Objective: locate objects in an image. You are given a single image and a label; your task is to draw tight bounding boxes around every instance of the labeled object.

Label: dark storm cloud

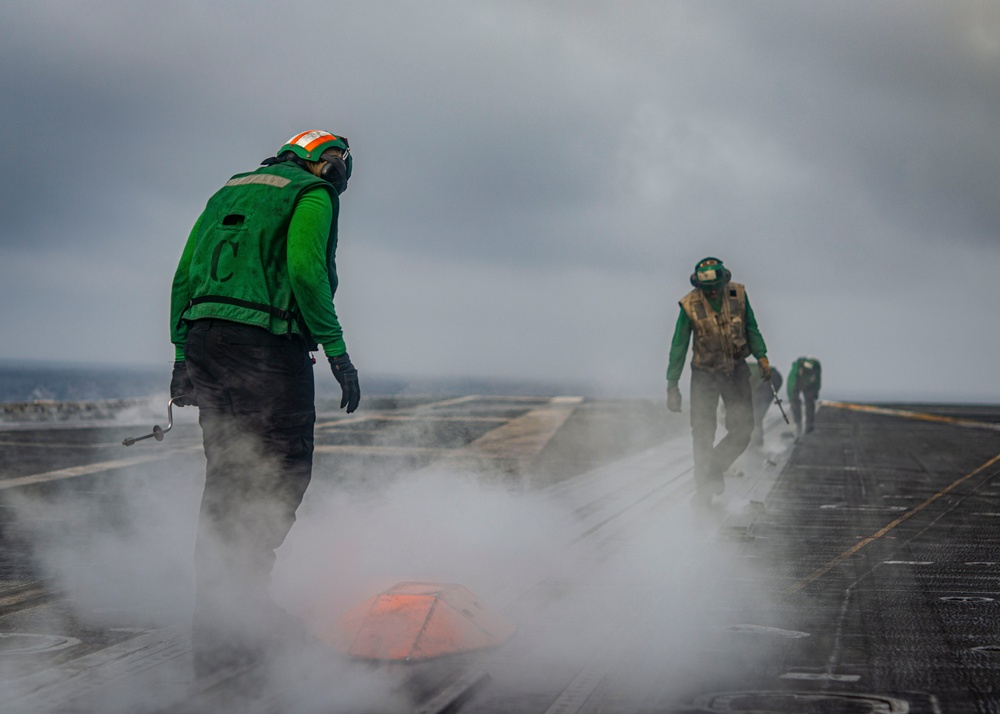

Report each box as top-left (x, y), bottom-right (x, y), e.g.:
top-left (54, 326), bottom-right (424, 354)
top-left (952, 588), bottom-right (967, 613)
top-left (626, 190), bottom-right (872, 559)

top-left (339, 0), bottom-right (1000, 281)
top-left (691, 2), bottom-right (1000, 249)
top-left (0, 1), bottom-right (997, 400)
top-left (4, 1), bottom-right (999, 264)
top-left (0, 47), bottom-right (139, 246)
top-left (0, 5), bottom-right (240, 252)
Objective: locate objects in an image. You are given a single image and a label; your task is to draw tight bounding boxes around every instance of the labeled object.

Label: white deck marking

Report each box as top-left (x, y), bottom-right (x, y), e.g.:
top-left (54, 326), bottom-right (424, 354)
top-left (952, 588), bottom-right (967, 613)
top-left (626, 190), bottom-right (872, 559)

top-left (0, 449), bottom-right (196, 490)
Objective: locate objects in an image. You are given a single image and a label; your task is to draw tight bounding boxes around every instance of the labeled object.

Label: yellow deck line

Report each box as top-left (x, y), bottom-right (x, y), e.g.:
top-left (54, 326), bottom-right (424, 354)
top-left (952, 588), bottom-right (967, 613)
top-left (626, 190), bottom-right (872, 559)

top-left (822, 401), bottom-right (1000, 432)
top-left (786, 451), bottom-right (1000, 594)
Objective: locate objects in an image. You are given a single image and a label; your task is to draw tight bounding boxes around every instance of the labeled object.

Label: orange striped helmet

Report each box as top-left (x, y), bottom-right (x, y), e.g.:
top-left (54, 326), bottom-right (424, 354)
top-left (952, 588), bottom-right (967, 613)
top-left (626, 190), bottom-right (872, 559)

top-left (278, 130), bottom-right (352, 180)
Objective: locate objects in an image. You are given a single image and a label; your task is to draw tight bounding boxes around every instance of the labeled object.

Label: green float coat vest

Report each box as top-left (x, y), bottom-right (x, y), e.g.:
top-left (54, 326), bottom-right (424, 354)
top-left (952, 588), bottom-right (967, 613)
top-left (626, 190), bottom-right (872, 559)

top-left (678, 282), bottom-right (751, 375)
top-left (178, 163), bottom-right (338, 342)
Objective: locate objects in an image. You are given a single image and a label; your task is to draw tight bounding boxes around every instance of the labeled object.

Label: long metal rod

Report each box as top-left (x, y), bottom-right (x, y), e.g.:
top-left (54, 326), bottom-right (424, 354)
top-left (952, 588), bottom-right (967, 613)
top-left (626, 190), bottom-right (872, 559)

top-left (769, 377), bottom-right (790, 424)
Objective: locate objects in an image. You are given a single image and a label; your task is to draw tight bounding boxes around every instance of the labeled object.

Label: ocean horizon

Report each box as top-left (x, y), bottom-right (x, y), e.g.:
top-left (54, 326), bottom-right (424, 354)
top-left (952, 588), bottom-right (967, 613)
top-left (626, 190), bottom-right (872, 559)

top-left (3, 359), bottom-right (989, 409)
top-left (0, 359), bottom-right (596, 405)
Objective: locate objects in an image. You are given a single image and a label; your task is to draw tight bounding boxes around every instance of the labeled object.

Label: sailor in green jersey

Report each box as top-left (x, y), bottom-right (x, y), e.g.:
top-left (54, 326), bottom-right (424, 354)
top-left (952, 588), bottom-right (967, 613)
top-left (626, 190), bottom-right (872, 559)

top-left (788, 356), bottom-right (822, 435)
top-left (168, 130), bottom-right (360, 673)
top-left (665, 257), bottom-right (772, 507)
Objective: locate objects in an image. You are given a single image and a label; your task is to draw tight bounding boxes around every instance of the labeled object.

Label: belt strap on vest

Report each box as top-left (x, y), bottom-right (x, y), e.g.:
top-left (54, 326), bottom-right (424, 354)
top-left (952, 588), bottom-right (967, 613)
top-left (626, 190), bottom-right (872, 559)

top-left (177, 295), bottom-right (298, 337)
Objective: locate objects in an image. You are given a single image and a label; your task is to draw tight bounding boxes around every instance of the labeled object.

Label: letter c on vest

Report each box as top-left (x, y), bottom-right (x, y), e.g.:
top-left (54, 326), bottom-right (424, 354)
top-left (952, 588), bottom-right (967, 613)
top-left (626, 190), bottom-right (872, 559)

top-left (210, 240), bottom-right (239, 282)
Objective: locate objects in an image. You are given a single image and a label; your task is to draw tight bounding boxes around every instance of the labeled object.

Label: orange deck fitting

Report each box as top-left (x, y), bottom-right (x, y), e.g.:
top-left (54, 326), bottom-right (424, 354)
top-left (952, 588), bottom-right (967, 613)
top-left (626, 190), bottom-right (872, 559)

top-left (326, 582), bottom-right (516, 661)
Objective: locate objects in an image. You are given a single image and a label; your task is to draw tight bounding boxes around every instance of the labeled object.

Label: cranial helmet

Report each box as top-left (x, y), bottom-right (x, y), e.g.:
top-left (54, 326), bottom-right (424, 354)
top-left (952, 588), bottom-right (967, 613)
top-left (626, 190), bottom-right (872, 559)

top-left (689, 257), bottom-right (731, 290)
top-left (277, 130), bottom-right (352, 194)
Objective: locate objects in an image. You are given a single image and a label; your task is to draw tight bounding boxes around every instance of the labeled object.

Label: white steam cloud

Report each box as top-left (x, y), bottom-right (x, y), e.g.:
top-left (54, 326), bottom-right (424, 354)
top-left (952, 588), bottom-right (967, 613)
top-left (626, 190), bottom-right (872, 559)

top-left (0, 429), bottom-right (767, 712)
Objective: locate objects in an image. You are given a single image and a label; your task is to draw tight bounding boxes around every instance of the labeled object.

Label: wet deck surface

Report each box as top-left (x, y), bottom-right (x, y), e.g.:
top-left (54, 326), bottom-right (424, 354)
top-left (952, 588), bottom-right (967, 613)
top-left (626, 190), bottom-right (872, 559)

top-left (0, 396), bottom-right (998, 712)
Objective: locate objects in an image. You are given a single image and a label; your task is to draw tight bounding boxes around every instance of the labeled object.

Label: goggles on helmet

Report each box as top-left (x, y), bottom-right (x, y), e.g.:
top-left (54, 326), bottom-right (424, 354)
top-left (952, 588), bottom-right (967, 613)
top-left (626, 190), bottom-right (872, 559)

top-left (696, 264), bottom-right (722, 283)
top-left (321, 146), bottom-right (349, 162)
top-left (697, 266), bottom-right (718, 281)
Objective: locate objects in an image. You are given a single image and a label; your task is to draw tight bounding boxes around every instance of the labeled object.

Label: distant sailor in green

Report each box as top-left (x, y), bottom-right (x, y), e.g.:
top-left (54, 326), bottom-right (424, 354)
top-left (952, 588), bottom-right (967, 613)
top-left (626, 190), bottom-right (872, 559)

top-left (788, 356), bottom-right (822, 436)
top-left (665, 257), bottom-right (771, 508)
top-left (169, 130), bottom-right (360, 674)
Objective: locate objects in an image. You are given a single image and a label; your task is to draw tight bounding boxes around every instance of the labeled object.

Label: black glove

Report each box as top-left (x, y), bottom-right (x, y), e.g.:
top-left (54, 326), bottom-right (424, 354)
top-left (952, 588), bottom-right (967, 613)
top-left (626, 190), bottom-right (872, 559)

top-left (328, 353), bottom-right (361, 413)
top-left (667, 382), bottom-right (682, 413)
top-left (170, 360), bottom-right (198, 407)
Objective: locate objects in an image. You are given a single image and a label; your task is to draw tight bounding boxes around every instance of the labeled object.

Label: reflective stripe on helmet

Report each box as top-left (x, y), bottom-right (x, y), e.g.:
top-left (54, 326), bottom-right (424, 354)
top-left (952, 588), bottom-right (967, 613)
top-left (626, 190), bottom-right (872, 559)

top-left (288, 130), bottom-right (339, 153)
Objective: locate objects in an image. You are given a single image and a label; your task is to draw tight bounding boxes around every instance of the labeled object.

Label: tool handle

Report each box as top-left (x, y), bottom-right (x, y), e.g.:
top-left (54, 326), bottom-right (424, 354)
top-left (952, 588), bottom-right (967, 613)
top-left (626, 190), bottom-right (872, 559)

top-left (122, 399), bottom-right (175, 447)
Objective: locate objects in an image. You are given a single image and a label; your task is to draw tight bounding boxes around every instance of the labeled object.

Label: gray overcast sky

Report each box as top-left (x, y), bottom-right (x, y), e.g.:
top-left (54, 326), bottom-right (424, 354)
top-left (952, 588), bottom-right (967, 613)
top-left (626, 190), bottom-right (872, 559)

top-left (1, 1), bottom-right (998, 402)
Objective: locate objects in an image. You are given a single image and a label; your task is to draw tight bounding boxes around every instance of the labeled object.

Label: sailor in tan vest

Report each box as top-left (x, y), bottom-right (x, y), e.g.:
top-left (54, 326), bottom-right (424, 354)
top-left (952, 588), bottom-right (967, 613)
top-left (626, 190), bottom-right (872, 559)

top-left (665, 257), bottom-right (771, 507)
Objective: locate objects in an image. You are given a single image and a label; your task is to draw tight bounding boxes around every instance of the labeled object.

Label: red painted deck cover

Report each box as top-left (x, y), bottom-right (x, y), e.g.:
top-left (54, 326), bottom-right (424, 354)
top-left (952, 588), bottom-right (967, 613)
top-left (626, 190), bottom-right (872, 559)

top-left (324, 582), bottom-right (516, 661)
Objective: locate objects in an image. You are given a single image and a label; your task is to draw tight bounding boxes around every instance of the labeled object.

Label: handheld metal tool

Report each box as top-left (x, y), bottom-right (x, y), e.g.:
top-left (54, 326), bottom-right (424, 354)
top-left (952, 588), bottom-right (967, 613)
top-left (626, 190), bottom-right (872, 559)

top-left (122, 398), bottom-right (175, 446)
top-left (768, 377), bottom-right (790, 424)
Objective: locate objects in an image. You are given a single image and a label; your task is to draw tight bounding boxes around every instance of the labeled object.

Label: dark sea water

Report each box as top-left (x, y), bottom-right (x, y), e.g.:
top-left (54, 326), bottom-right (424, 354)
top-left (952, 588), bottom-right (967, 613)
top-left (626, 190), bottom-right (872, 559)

top-left (0, 361), bottom-right (588, 405)
top-left (0, 362), bottom-right (170, 404)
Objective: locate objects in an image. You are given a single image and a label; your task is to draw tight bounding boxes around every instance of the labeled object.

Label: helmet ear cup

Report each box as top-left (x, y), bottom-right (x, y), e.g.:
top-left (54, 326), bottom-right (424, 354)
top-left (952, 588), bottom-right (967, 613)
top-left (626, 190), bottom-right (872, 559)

top-left (319, 157), bottom-right (349, 195)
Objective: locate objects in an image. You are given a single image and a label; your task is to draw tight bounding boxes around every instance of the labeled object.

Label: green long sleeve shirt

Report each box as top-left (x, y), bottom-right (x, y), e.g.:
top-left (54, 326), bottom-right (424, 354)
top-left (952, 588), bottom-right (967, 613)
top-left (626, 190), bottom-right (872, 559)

top-left (171, 186), bottom-right (345, 360)
top-left (665, 292), bottom-right (767, 384)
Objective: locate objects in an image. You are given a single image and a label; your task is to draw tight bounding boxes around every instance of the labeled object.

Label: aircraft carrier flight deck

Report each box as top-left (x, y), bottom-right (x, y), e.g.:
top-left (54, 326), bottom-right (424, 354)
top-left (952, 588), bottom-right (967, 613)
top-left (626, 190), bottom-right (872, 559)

top-left (0, 395), bottom-right (998, 713)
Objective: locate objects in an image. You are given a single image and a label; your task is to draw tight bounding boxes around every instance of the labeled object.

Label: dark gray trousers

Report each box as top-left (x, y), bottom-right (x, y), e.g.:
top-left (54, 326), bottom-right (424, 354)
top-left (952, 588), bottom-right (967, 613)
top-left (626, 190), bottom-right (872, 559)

top-left (184, 319), bottom-right (315, 656)
top-left (689, 362), bottom-right (754, 494)
top-left (751, 368), bottom-right (782, 445)
top-left (790, 389), bottom-right (819, 434)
